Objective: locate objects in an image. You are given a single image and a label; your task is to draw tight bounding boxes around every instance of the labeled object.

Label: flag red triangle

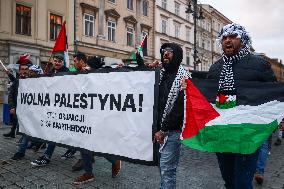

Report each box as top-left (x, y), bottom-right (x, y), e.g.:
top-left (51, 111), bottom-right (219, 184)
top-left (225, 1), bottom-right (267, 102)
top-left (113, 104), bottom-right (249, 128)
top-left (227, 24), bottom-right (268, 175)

top-left (182, 79), bottom-right (220, 139)
top-left (218, 93), bottom-right (228, 104)
top-left (52, 21), bottom-right (66, 52)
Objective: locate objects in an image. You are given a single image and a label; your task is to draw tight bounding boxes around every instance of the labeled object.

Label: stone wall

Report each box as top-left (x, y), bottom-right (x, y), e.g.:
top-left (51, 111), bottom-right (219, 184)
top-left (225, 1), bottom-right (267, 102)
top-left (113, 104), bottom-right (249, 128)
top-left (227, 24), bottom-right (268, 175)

top-left (0, 42), bottom-right (9, 103)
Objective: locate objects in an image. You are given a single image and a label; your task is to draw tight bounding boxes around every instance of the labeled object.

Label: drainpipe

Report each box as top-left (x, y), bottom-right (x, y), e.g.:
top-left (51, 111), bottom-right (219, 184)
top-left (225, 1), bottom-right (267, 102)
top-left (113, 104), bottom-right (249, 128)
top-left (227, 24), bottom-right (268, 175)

top-left (153, 0), bottom-right (156, 62)
top-left (74, 0), bottom-right (77, 53)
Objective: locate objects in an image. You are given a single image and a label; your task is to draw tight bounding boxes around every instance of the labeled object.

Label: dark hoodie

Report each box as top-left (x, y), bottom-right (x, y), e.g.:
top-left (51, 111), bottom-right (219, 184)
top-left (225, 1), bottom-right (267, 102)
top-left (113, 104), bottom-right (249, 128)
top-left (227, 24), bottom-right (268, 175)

top-left (158, 43), bottom-right (184, 132)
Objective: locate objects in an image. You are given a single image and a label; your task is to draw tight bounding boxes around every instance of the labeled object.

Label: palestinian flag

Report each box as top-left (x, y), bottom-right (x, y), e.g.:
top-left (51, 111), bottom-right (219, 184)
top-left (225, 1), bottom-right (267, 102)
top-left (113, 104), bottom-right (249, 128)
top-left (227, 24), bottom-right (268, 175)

top-left (124, 34), bottom-right (148, 65)
top-left (128, 34), bottom-right (148, 61)
top-left (52, 21), bottom-right (69, 68)
top-left (181, 78), bottom-right (284, 154)
top-left (138, 34), bottom-right (147, 59)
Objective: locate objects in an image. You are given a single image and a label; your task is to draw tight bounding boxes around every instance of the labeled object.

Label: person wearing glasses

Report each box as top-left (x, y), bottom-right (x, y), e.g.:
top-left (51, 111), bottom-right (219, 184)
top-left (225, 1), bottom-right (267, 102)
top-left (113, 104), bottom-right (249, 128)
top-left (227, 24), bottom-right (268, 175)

top-left (152, 43), bottom-right (190, 189)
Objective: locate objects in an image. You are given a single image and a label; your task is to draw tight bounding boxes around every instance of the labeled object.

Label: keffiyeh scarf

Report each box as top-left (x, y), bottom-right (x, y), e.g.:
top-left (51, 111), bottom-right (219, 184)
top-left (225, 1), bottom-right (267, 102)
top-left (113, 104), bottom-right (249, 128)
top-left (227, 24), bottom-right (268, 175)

top-left (160, 65), bottom-right (191, 128)
top-left (217, 46), bottom-right (250, 109)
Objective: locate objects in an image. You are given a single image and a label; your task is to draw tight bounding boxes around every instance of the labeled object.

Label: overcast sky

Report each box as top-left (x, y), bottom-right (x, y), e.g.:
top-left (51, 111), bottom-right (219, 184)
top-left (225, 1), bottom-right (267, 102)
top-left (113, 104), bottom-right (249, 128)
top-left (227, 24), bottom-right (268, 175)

top-left (201, 0), bottom-right (284, 62)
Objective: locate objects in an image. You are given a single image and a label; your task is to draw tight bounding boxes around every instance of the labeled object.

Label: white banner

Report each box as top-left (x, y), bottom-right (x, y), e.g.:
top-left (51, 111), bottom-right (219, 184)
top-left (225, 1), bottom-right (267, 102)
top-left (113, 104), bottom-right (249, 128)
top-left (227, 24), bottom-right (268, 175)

top-left (17, 71), bottom-right (157, 163)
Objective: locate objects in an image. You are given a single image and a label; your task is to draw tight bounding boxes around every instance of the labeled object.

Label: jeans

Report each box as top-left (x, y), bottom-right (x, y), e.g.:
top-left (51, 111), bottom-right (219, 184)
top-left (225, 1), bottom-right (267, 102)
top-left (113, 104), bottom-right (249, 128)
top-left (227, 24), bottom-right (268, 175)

top-left (82, 150), bottom-right (118, 174)
top-left (256, 139), bottom-right (269, 174)
top-left (44, 143), bottom-right (56, 159)
top-left (216, 149), bottom-right (260, 189)
top-left (17, 135), bottom-right (29, 154)
top-left (159, 131), bottom-right (181, 189)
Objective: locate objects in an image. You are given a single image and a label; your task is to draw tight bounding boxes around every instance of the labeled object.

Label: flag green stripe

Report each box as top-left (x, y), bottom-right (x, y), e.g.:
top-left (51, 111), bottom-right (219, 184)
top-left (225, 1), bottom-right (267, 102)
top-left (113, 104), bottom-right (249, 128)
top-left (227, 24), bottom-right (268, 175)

top-left (181, 120), bottom-right (278, 154)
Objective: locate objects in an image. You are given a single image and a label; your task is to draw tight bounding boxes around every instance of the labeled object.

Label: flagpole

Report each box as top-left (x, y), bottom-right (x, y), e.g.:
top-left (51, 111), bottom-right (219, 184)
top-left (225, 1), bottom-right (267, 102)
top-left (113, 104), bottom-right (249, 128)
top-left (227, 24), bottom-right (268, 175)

top-left (0, 59), bottom-right (8, 71)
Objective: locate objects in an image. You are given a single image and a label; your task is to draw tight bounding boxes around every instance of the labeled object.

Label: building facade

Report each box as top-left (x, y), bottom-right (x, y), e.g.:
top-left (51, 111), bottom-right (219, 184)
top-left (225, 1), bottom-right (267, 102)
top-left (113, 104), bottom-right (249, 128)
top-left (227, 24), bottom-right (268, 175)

top-left (0, 0), bottom-right (74, 102)
top-left (74, 0), bottom-right (155, 65)
top-left (154, 0), bottom-right (231, 71)
top-left (155, 0), bottom-right (195, 70)
top-left (195, 4), bottom-right (231, 71)
top-left (0, 0), bottom-right (155, 102)
top-left (260, 54), bottom-right (284, 82)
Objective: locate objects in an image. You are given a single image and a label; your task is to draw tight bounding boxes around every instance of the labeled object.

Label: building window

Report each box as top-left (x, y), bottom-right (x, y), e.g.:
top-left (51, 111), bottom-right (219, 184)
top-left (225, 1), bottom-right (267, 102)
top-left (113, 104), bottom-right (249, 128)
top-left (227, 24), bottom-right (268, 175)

top-left (186, 49), bottom-right (191, 65)
top-left (218, 23), bottom-right (221, 31)
top-left (186, 27), bottom-right (190, 42)
top-left (142, 31), bottom-right (148, 56)
top-left (202, 39), bottom-right (205, 48)
top-left (50, 14), bottom-right (62, 40)
top-left (84, 14), bottom-right (94, 37)
top-left (161, 0), bottom-right (167, 9)
top-left (174, 2), bottom-right (180, 16)
top-left (108, 0), bottom-right (116, 3)
top-left (127, 0), bottom-right (133, 10)
top-left (142, 0), bottom-right (148, 16)
top-left (174, 22), bottom-right (180, 38)
top-left (107, 21), bottom-right (116, 42)
top-left (207, 41), bottom-right (211, 50)
top-left (196, 34), bottom-right (200, 47)
top-left (16, 4), bottom-right (31, 36)
top-left (202, 20), bottom-right (205, 29)
top-left (126, 27), bottom-right (134, 46)
top-left (207, 23), bottom-right (211, 31)
top-left (161, 19), bottom-right (167, 34)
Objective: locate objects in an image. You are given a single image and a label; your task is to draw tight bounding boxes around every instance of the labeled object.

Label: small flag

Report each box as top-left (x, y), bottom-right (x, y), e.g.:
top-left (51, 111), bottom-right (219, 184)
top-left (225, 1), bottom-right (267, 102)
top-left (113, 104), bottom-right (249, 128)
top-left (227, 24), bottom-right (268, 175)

top-left (52, 21), bottom-right (69, 68)
top-left (137, 34), bottom-right (147, 59)
top-left (125, 34), bottom-right (148, 64)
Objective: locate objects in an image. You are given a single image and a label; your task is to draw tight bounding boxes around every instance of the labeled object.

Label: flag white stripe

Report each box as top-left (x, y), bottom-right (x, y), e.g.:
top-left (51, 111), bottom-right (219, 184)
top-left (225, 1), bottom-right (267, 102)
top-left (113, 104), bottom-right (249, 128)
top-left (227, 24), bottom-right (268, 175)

top-left (206, 100), bottom-right (284, 126)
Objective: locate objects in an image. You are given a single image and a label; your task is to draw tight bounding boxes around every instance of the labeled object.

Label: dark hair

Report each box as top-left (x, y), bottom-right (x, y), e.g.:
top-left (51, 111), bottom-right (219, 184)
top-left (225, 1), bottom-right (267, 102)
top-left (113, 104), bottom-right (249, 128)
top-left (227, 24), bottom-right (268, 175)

top-left (74, 52), bottom-right (87, 63)
top-left (19, 63), bottom-right (32, 69)
top-left (54, 53), bottom-right (65, 61)
top-left (87, 56), bottom-right (104, 69)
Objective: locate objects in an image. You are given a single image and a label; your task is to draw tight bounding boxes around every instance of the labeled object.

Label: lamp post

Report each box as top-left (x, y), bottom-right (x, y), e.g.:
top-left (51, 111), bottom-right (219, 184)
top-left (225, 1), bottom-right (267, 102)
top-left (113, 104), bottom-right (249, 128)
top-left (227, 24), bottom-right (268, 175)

top-left (186, 0), bottom-right (204, 70)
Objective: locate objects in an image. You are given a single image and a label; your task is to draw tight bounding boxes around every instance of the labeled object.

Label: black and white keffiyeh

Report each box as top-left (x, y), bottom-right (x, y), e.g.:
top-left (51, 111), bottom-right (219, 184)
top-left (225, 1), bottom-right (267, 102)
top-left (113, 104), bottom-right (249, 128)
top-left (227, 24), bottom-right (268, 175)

top-left (217, 23), bottom-right (251, 94)
top-left (217, 23), bottom-right (251, 51)
top-left (218, 45), bottom-right (250, 93)
top-left (215, 23), bottom-right (252, 109)
top-left (29, 65), bottom-right (43, 75)
top-left (160, 65), bottom-right (191, 125)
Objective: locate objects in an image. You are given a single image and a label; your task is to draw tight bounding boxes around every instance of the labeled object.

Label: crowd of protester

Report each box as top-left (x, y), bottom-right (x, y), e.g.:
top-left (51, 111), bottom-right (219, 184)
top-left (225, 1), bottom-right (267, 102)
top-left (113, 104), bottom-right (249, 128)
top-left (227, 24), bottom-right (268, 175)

top-left (2, 22), bottom-right (284, 188)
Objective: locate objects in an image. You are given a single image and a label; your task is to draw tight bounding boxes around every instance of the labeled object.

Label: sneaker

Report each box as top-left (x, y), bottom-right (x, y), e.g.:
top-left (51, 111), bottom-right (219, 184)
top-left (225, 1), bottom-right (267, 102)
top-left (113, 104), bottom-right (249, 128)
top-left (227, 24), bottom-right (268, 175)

top-left (274, 138), bottom-right (281, 146)
top-left (61, 149), bottom-right (76, 160)
top-left (254, 173), bottom-right (264, 184)
top-left (11, 152), bottom-right (25, 160)
top-left (73, 173), bottom-right (95, 185)
top-left (3, 132), bottom-right (15, 138)
top-left (31, 156), bottom-right (50, 167)
top-left (112, 160), bottom-right (121, 178)
top-left (72, 159), bottom-right (84, 171)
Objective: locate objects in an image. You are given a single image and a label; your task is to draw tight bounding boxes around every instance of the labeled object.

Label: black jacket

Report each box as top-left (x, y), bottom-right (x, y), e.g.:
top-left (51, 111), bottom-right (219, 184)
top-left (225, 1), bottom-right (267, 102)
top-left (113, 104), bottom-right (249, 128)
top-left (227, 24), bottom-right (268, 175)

top-left (208, 54), bottom-right (276, 82)
top-left (158, 43), bottom-right (184, 132)
top-left (8, 79), bottom-right (19, 110)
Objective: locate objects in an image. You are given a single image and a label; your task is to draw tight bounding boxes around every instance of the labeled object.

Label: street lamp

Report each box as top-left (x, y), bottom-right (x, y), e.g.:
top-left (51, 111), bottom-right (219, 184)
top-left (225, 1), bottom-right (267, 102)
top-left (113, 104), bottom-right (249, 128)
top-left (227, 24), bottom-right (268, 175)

top-left (186, 0), bottom-right (205, 70)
